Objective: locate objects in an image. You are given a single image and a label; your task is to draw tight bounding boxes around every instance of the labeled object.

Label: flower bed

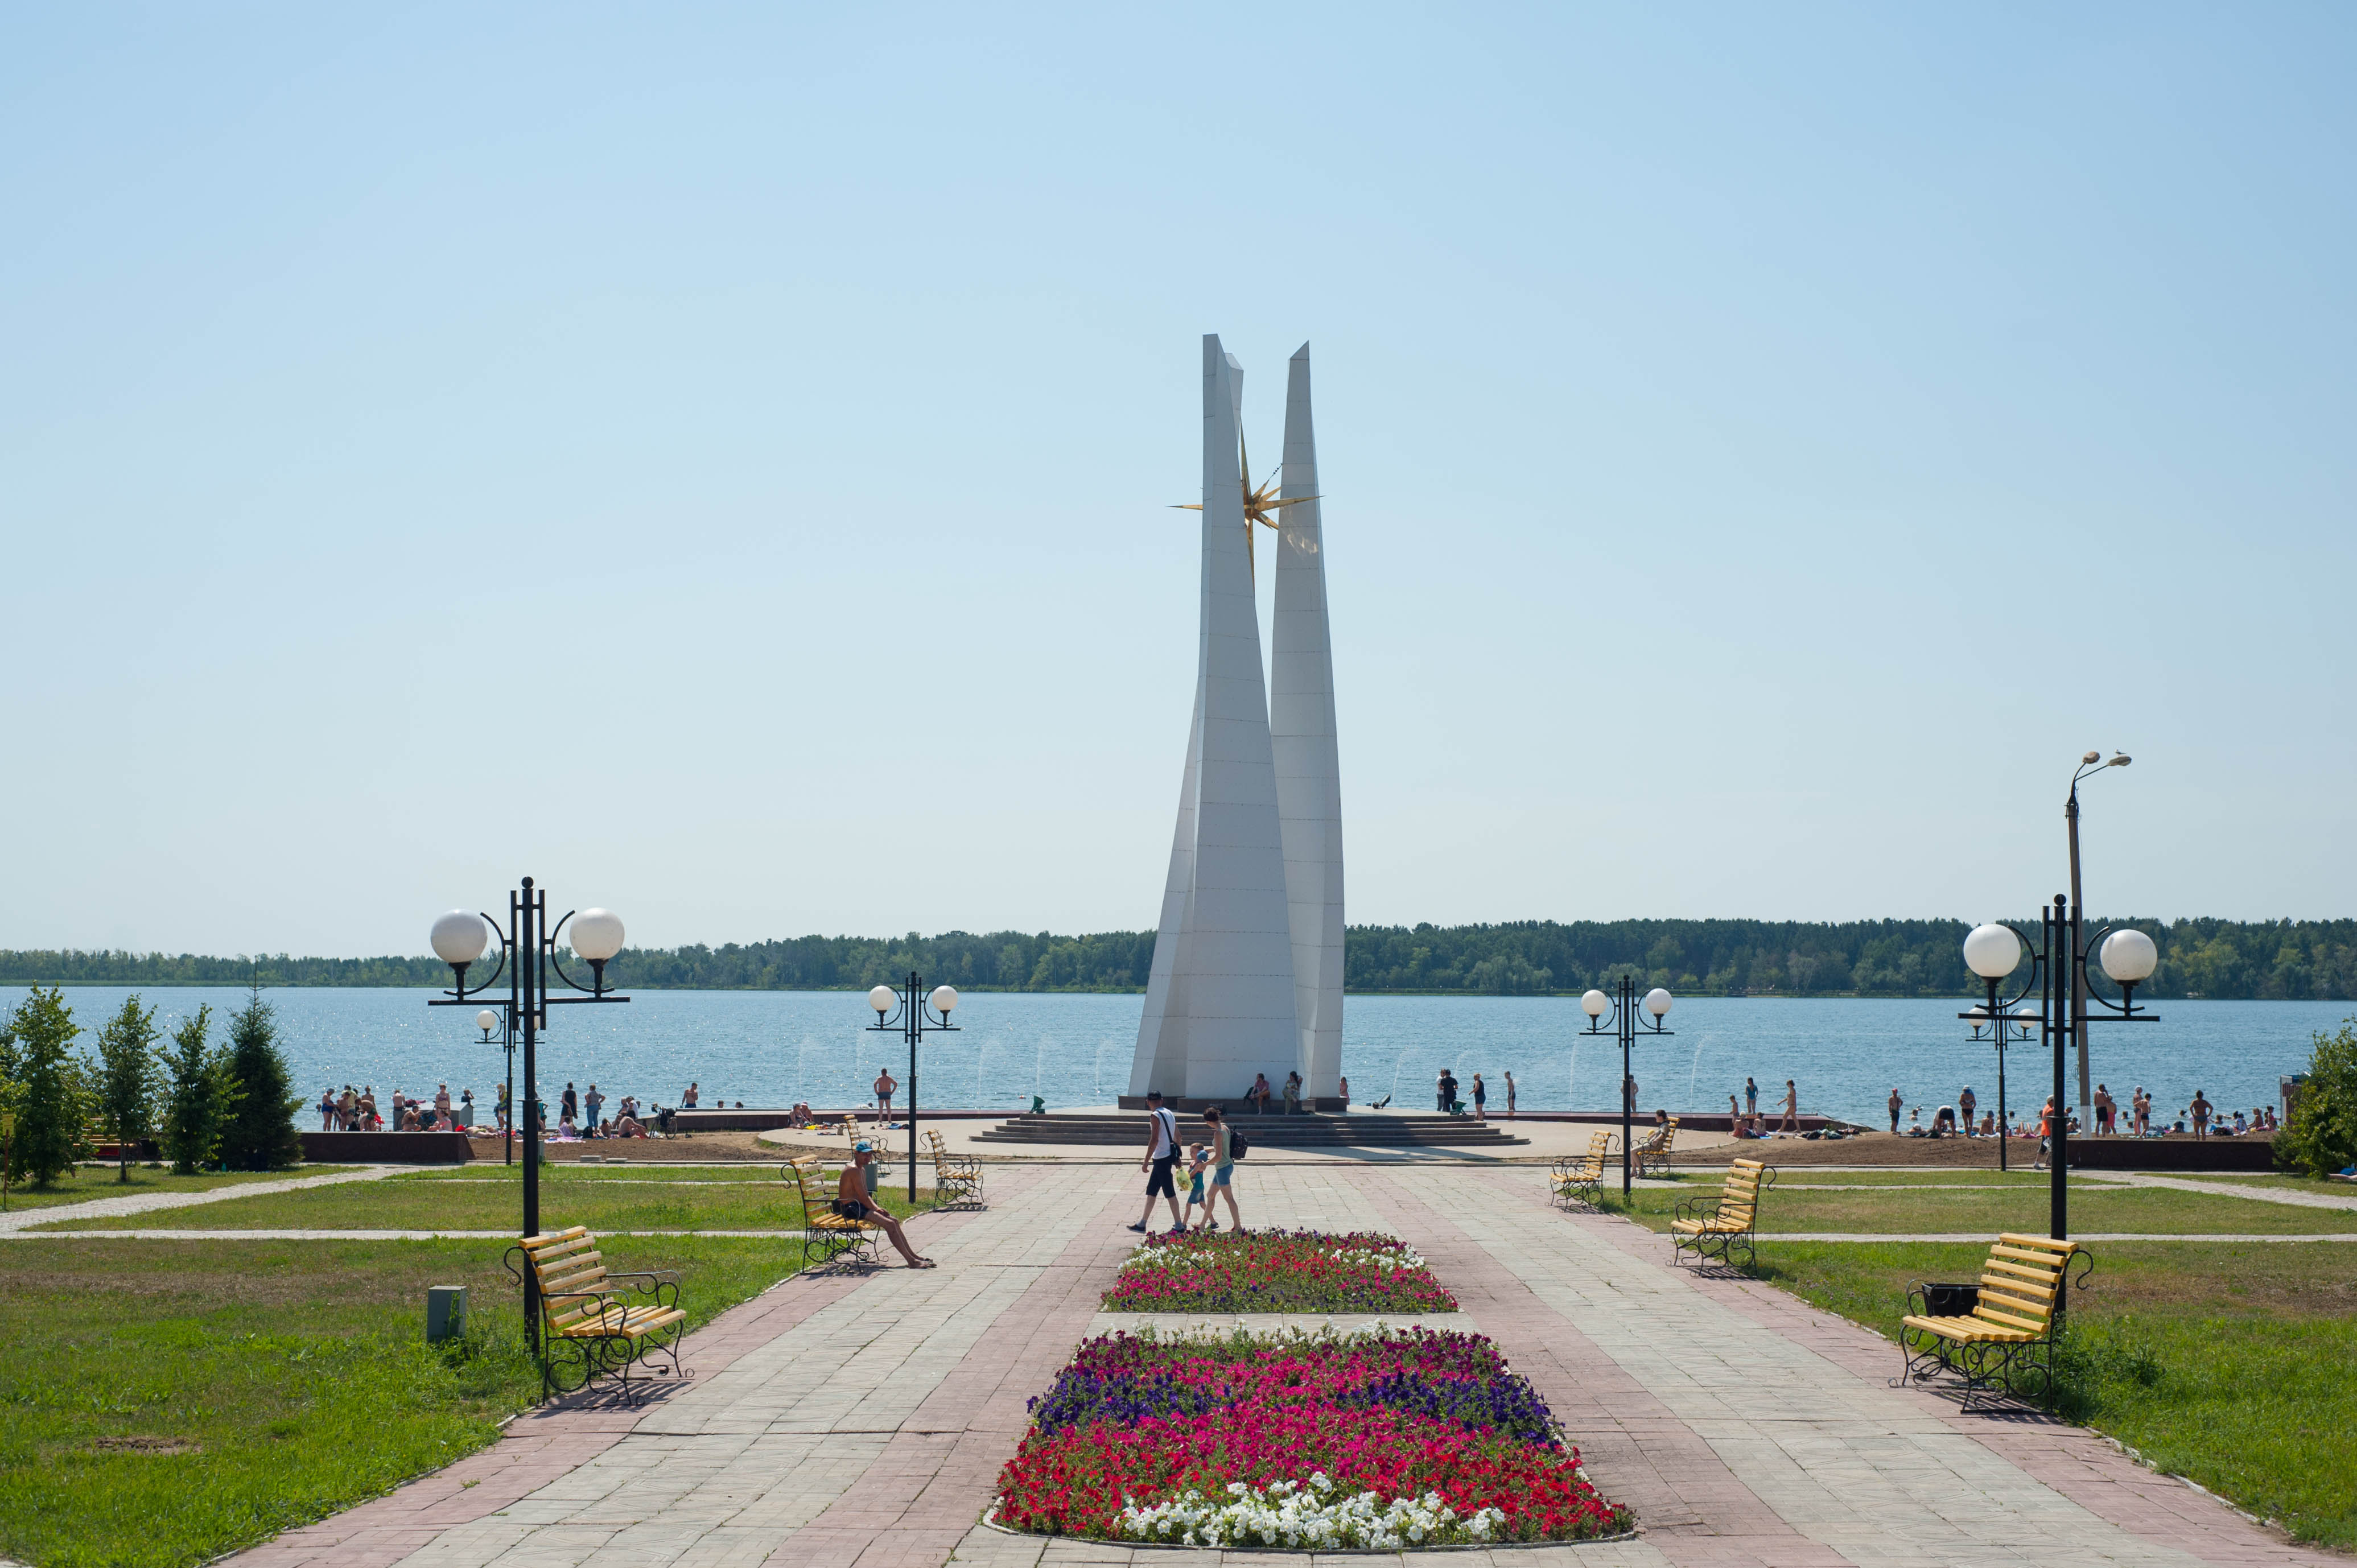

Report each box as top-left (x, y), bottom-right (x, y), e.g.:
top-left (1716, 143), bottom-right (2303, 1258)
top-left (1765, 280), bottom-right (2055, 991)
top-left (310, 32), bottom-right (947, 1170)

top-left (1102, 1229), bottom-right (1458, 1314)
top-left (992, 1328), bottom-right (1630, 1549)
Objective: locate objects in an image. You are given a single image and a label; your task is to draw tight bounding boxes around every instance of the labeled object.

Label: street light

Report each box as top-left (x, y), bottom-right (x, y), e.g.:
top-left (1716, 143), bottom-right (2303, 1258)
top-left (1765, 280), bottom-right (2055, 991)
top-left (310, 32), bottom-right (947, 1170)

top-left (475, 1007), bottom-right (516, 1163)
top-left (1580, 976), bottom-right (1672, 1198)
top-left (1962, 923), bottom-right (2034, 1171)
top-left (1956, 754), bottom-right (2157, 1241)
top-left (867, 974), bottom-right (960, 1203)
top-left (426, 878), bottom-right (630, 1347)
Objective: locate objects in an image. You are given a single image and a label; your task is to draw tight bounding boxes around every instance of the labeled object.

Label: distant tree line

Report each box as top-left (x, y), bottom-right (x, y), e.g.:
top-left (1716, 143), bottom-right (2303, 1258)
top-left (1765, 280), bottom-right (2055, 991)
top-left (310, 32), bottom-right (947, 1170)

top-left (5, 916), bottom-right (2356, 1000)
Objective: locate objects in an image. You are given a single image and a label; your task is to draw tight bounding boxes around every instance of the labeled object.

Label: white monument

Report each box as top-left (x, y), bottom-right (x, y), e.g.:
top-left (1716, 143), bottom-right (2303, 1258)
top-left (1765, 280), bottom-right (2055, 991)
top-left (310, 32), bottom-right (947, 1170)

top-left (1128, 336), bottom-right (1344, 1107)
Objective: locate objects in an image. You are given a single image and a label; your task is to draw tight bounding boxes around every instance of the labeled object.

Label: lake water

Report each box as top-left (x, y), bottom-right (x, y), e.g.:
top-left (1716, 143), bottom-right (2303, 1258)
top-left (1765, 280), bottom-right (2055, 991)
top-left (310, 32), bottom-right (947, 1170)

top-left (7, 986), bottom-right (2343, 1128)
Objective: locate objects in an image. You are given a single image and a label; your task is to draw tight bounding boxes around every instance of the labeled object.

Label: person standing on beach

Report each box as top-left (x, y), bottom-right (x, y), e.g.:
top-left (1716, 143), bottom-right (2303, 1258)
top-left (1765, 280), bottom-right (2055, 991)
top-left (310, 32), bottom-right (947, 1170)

top-left (875, 1067), bottom-right (897, 1126)
top-left (1471, 1073), bottom-right (1487, 1120)
top-left (1779, 1080), bottom-right (1798, 1133)
top-left (1503, 1071), bottom-right (1517, 1120)
top-left (1745, 1078), bottom-right (1759, 1121)
top-left (1888, 1087), bottom-right (1902, 1133)
top-left (1958, 1085), bottom-right (1977, 1135)
top-left (2191, 1090), bottom-right (2213, 1139)
top-left (2094, 1083), bottom-right (2115, 1136)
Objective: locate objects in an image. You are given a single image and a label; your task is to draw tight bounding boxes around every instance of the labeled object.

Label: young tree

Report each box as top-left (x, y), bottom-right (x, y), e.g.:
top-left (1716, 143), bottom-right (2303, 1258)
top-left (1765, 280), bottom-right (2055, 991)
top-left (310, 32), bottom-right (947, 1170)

top-left (218, 984), bottom-right (303, 1171)
top-left (160, 1003), bottom-right (238, 1175)
top-left (2, 987), bottom-right (88, 1189)
top-left (94, 995), bottom-right (164, 1183)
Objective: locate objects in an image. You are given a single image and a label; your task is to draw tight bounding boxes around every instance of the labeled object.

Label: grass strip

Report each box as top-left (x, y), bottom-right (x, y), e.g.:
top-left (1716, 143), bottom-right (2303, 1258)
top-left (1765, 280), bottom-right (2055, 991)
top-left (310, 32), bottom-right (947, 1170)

top-left (0, 1234), bottom-right (819, 1568)
top-left (1738, 1237), bottom-right (2357, 1550)
top-left (39, 1166), bottom-right (932, 1233)
top-left (0, 1165), bottom-right (361, 1213)
top-left (1594, 1182), bottom-right (2357, 1235)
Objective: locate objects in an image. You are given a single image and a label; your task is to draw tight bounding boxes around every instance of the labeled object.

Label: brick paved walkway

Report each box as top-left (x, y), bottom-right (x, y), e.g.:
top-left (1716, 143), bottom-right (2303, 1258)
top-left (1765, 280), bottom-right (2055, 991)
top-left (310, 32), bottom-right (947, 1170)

top-left (231, 1162), bottom-right (2335, 1568)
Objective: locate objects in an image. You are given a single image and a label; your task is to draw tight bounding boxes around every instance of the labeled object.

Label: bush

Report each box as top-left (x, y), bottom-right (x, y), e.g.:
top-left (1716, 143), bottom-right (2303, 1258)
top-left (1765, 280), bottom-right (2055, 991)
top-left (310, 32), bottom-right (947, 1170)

top-left (2276, 1018), bottom-right (2357, 1177)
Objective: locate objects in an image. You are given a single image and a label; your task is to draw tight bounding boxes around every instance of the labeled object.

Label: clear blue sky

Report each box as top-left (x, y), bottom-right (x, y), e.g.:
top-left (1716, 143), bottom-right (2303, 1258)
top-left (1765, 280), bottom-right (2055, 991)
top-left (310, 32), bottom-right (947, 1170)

top-left (5, 5), bottom-right (2351, 956)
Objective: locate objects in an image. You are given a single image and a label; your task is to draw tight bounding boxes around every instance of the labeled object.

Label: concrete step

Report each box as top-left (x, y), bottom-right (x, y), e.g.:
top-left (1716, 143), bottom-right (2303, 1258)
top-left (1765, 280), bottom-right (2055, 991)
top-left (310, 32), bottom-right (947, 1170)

top-left (969, 1113), bottom-right (1527, 1148)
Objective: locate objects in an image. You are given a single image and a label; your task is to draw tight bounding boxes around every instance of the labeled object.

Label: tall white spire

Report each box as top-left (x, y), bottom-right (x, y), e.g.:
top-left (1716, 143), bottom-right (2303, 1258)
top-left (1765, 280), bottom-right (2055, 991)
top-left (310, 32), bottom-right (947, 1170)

top-left (1128, 336), bottom-right (1301, 1101)
top-left (1273, 343), bottom-right (1345, 1101)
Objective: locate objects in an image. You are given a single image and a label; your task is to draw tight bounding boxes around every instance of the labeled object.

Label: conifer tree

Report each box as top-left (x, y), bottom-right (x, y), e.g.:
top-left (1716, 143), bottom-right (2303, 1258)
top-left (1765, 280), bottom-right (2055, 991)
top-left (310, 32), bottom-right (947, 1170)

top-left (161, 1003), bottom-right (239, 1175)
top-left (218, 983), bottom-right (303, 1171)
top-left (94, 995), bottom-right (163, 1182)
top-left (2, 987), bottom-right (88, 1188)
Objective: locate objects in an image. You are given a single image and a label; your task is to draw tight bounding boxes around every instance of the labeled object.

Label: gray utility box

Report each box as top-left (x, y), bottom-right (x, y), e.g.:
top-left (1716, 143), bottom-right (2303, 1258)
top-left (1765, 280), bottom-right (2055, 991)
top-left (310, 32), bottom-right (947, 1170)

top-left (427, 1285), bottom-right (468, 1344)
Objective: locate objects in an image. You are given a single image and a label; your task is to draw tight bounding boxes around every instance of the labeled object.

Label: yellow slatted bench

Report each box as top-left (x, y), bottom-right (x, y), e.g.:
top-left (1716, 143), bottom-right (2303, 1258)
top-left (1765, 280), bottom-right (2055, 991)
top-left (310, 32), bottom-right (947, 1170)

top-left (924, 1129), bottom-right (985, 1207)
top-left (1668, 1157), bottom-right (1774, 1269)
top-left (788, 1157), bottom-right (881, 1269)
top-left (1635, 1117), bottom-right (1681, 1178)
top-left (1551, 1130), bottom-right (1617, 1208)
top-left (1897, 1233), bottom-right (2090, 1411)
top-left (506, 1225), bottom-right (686, 1399)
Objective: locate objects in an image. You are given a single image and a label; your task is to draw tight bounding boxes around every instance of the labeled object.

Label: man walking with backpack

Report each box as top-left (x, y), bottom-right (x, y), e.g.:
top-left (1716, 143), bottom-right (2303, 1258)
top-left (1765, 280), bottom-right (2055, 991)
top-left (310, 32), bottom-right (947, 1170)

top-left (1128, 1091), bottom-right (1186, 1234)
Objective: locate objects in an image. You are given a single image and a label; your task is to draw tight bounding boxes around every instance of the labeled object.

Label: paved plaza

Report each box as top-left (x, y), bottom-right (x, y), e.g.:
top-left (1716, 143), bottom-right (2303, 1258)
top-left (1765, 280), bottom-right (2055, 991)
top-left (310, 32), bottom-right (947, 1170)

top-left (207, 1162), bottom-right (2333, 1568)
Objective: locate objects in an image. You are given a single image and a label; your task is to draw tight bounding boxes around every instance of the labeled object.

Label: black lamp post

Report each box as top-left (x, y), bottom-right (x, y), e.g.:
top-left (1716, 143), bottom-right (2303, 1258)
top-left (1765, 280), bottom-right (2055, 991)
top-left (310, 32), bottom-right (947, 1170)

top-left (1579, 974), bottom-right (1673, 1199)
top-left (428, 879), bottom-right (629, 1346)
top-left (1959, 975), bottom-right (2034, 1173)
top-left (866, 972), bottom-right (960, 1204)
top-left (1958, 754), bottom-right (2158, 1240)
top-left (476, 1007), bottom-right (516, 1167)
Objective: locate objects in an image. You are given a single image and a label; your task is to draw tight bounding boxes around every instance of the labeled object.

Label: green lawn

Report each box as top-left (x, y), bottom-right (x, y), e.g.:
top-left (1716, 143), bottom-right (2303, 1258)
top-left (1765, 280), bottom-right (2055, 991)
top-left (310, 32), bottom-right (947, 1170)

top-left (1747, 1239), bottom-right (2357, 1550)
top-left (1596, 1180), bottom-right (2357, 1235)
top-left (0, 1233), bottom-right (829, 1568)
top-left (0, 1165), bottom-right (359, 1213)
top-left (38, 1164), bottom-right (932, 1233)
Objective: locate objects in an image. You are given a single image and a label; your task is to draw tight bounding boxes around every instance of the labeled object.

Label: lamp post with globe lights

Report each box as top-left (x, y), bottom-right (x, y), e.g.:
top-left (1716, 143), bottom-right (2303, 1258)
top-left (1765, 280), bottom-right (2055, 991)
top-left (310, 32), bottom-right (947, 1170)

top-left (1957, 901), bottom-right (2156, 1241)
top-left (427, 878), bottom-right (629, 1342)
top-left (1958, 924), bottom-right (2035, 1171)
top-left (475, 1006), bottom-right (518, 1165)
top-left (2066, 751), bottom-right (2134, 1109)
top-left (1580, 976), bottom-right (1672, 1199)
top-left (867, 973), bottom-right (960, 1203)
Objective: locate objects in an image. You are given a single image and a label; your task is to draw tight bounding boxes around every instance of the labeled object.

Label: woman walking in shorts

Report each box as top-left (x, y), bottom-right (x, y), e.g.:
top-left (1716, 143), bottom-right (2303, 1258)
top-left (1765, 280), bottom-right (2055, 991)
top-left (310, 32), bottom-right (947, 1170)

top-left (1201, 1106), bottom-right (1242, 1233)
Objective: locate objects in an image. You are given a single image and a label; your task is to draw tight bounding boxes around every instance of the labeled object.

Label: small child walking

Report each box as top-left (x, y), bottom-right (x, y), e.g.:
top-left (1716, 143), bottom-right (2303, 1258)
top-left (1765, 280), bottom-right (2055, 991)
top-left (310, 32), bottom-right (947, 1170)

top-left (1182, 1144), bottom-right (1215, 1232)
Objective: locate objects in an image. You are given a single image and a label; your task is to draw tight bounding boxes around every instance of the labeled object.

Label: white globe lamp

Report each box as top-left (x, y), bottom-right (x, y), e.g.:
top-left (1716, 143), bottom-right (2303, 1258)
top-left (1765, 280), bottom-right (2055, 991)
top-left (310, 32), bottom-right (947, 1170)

top-left (430, 911), bottom-right (489, 976)
top-left (475, 1008), bottom-right (499, 1038)
top-left (1644, 987), bottom-right (1673, 1018)
top-left (868, 985), bottom-right (896, 1017)
top-left (570, 909), bottom-right (625, 963)
top-left (1581, 989), bottom-right (1609, 1018)
top-left (2100, 929), bottom-right (2158, 987)
top-left (929, 985), bottom-right (959, 1014)
top-left (1963, 923), bottom-right (2022, 981)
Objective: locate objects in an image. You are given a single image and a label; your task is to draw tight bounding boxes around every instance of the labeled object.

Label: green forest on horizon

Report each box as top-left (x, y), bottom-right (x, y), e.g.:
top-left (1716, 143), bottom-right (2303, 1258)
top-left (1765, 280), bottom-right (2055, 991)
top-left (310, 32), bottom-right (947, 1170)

top-left (6, 916), bottom-right (2357, 1001)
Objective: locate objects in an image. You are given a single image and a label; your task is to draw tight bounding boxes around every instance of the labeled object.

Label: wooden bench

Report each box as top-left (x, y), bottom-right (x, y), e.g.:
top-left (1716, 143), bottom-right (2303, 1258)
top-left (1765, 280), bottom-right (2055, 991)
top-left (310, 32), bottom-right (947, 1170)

top-left (1897, 1233), bottom-right (2090, 1411)
top-left (1551, 1130), bottom-right (1617, 1208)
top-left (505, 1225), bottom-right (686, 1400)
top-left (1668, 1157), bottom-right (1773, 1269)
top-left (924, 1130), bottom-right (984, 1208)
top-left (1635, 1116), bottom-right (1680, 1178)
top-left (787, 1157), bottom-right (880, 1269)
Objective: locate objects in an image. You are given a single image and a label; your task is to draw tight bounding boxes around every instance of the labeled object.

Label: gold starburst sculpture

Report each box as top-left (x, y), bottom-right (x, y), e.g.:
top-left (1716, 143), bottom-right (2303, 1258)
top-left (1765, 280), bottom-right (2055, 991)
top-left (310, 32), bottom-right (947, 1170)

top-left (1170, 440), bottom-right (1319, 580)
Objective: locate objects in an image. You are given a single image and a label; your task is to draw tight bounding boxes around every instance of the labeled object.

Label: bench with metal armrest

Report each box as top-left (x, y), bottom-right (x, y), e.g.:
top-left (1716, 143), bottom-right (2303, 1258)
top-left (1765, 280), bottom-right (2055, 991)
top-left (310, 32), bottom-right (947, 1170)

top-left (922, 1129), bottom-right (985, 1207)
top-left (1897, 1232), bottom-right (2091, 1412)
top-left (1668, 1157), bottom-right (1774, 1269)
top-left (787, 1157), bottom-right (881, 1269)
top-left (505, 1225), bottom-right (686, 1400)
top-left (1550, 1130), bottom-right (1617, 1208)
